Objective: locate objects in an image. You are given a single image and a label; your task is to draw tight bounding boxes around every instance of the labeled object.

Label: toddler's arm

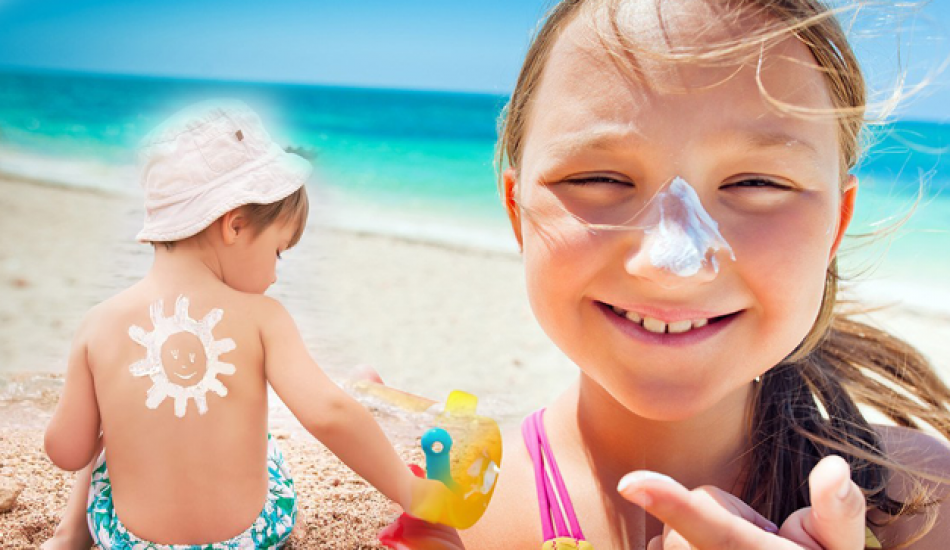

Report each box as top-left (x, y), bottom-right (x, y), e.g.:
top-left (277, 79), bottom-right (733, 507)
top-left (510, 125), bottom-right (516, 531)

top-left (260, 298), bottom-right (428, 512)
top-left (45, 315), bottom-right (101, 471)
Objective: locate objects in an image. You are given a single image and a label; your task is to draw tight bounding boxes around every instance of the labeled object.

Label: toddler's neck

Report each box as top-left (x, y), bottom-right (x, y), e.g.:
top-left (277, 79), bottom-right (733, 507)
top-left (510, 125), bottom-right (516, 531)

top-left (148, 236), bottom-right (226, 289)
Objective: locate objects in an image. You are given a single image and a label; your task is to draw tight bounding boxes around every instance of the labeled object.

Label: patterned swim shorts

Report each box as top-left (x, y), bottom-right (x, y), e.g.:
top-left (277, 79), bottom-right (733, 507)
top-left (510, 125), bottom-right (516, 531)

top-left (87, 436), bottom-right (296, 549)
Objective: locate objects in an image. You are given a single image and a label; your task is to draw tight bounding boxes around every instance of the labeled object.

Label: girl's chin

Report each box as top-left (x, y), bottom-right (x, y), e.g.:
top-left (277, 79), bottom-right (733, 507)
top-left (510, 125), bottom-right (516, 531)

top-left (585, 373), bottom-right (755, 423)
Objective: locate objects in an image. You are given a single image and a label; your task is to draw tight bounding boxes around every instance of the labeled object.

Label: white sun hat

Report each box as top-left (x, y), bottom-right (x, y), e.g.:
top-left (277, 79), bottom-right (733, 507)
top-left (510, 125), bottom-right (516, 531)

top-left (136, 99), bottom-right (312, 243)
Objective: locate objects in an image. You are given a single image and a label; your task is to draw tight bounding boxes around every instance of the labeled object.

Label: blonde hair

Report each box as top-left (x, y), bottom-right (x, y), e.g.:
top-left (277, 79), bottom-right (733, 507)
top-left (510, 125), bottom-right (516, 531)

top-left (498, 0), bottom-right (950, 543)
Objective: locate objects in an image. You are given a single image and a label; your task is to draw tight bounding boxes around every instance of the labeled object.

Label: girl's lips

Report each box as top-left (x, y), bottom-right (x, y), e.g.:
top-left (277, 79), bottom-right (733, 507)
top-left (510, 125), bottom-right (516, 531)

top-left (595, 300), bottom-right (743, 346)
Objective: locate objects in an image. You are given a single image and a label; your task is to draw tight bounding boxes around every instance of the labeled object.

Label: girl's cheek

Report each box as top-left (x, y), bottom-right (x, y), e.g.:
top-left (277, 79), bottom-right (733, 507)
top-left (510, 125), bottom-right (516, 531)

top-left (731, 213), bottom-right (831, 333)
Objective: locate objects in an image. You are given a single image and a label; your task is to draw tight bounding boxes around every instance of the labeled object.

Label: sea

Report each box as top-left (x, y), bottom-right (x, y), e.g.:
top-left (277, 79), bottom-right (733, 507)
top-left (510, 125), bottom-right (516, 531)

top-left (1, 68), bottom-right (949, 311)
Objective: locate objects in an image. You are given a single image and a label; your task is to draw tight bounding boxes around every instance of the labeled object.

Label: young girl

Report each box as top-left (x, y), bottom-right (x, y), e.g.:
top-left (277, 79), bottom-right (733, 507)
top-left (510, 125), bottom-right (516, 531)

top-left (42, 100), bottom-right (448, 549)
top-left (453, 0), bottom-right (950, 548)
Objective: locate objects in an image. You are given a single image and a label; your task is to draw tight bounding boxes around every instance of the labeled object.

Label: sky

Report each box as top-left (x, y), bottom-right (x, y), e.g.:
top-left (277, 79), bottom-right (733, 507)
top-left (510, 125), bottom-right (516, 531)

top-left (0, 0), bottom-right (949, 120)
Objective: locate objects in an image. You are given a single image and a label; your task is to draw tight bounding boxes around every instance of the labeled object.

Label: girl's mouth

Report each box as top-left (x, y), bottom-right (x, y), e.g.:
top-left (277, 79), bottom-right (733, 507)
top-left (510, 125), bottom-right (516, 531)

top-left (596, 301), bottom-right (743, 341)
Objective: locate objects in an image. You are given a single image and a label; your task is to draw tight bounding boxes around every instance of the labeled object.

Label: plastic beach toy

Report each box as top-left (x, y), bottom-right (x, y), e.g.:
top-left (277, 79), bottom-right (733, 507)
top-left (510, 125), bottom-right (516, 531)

top-left (361, 383), bottom-right (502, 537)
top-left (414, 390), bottom-right (502, 529)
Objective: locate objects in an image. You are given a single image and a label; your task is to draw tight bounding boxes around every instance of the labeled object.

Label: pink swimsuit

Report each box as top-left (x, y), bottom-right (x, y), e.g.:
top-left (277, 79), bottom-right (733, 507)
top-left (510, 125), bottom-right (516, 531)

top-left (523, 409), bottom-right (882, 549)
top-left (522, 409), bottom-right (594, 550)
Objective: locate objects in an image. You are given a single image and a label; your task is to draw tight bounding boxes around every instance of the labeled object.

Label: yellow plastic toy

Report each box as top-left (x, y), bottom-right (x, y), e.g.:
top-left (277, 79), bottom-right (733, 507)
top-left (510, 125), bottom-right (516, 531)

top-left (416, 390), bottom-right (502, 529)
top-left (355, 381), bottom-right (502, 529)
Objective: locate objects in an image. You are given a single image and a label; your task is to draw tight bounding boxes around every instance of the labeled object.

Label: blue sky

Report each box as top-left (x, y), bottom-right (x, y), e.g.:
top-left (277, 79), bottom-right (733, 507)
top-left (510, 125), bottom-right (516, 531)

top-left (1, 0), bottom-right (949, 120)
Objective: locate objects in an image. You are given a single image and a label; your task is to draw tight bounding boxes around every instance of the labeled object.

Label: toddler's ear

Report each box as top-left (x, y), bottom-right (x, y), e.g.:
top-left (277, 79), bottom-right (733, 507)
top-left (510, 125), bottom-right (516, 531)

top-left (503, 168), bottom-right (523, 250)
top-left (829, 175), bottom-right (858, 262)
top-left (220, 208), bottom-right (249, 245)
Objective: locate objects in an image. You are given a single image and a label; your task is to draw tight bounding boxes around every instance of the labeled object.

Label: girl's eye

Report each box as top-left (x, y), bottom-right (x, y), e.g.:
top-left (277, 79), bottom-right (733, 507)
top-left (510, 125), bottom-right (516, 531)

top-left (722, 178), bottom-right (793, 190)
top-left (561, 175), bottom-right (634, 187)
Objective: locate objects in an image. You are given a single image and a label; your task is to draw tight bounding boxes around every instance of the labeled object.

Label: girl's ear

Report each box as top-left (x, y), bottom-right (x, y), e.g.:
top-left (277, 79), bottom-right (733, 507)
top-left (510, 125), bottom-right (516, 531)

top-left (829, 175), bottom-right (858, 262)
top-left (503, 168), bottom-right (523, 250)
top-left (220, 208), bottom-right (248, 245)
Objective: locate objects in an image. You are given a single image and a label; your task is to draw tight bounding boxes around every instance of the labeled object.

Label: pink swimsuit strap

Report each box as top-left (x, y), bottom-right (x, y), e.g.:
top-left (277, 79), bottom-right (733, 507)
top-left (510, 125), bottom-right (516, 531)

top-left (522, 408), bottom-right (587, 542)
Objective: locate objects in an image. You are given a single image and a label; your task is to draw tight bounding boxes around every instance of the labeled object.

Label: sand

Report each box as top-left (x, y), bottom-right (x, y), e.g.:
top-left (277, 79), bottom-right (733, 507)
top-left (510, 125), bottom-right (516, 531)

top-left (1, 175), bottom-right (948, 548)
top-left (0, 175), bottom-right (575, 548)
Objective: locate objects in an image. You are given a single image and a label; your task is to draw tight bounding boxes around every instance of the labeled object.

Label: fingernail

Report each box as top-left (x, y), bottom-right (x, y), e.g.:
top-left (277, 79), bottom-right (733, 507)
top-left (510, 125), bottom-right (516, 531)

top-left (617, 471), bottom-right (676, 493)
top-left (617, 471), bottom-right (676, 507)
top-left (836, 477), bottom-right (851, 500)
top-left (763, 522), bottom-right (779, 534)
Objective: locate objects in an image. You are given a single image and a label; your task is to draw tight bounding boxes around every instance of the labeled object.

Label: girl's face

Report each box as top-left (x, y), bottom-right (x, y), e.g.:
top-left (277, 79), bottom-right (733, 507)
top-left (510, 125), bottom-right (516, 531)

top-left (509, 7), bottom-right (856, 421)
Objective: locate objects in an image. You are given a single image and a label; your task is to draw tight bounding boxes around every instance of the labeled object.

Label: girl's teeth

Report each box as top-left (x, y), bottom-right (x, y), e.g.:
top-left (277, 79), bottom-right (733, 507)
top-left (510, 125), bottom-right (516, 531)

top-left (610, 304), bottom-right (716, 334)
top-left (642, 317), bottom-right (667, 333)
top-left (667, 320), bottom-right (693, 334)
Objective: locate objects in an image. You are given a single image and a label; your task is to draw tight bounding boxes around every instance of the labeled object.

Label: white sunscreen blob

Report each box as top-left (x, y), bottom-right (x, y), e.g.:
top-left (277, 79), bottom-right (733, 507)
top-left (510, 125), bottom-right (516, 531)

top-left (128, 295), bottom-right (237, 418)
top-left (646, 177), bottom-right (736, 277)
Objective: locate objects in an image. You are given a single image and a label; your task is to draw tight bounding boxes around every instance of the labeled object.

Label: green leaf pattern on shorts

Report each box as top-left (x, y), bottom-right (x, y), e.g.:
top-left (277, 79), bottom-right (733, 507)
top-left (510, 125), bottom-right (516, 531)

top-left (87, 435), bottom-right (296, 549)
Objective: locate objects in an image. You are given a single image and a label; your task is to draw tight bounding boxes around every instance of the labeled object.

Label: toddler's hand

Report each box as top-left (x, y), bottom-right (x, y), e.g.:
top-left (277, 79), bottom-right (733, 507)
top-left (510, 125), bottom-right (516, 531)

top-left (407, 477), bottom-right (459, 525)
top-left (617, 455), bottom-right (866, 549)
top-left (378, 514), bottom-right (465, 550)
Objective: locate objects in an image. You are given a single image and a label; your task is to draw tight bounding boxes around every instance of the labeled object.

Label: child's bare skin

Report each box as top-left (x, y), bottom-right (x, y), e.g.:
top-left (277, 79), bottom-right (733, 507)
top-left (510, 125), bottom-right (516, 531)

top-left (43, 102), bottom-right (449, 548)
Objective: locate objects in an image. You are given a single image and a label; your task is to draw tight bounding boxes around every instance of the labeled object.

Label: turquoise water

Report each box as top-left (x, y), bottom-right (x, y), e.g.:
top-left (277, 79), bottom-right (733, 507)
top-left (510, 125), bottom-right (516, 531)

top-left (1, 68), bottom-right (948, 286)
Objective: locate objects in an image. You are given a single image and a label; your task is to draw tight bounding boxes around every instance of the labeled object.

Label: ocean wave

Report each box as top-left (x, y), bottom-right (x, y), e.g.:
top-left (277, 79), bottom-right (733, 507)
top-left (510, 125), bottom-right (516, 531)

top-left (313, 186), bottom-right (521, 256)
top-left (0, 372), bottom-right (63, 407)
top-left (0, 146), bottom-right (139, 195)
top-left (842, 279), bottom-right (950, 318)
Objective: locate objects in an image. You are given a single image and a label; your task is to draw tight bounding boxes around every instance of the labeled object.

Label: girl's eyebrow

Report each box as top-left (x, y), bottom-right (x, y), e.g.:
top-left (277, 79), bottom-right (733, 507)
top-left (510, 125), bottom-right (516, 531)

top-left (540, 125), bottom-right (819, 159)
top-left (735, 130), bottom-right (820, 156)
top-left (541, 124), bottom-right (647, 157)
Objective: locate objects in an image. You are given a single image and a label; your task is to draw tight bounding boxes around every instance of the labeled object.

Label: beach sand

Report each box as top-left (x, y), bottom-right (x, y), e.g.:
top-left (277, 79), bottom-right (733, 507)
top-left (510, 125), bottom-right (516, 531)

top-left (1, 176), bottom-right (948, 547)
top-left (0, 175), bottom-right (574, 548)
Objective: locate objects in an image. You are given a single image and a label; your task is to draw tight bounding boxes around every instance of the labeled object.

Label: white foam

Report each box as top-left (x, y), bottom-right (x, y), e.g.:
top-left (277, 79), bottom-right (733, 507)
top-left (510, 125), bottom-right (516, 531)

top-left (314, 186), bottom-right (521, 256)
top-left (842, 279), bottom-right (950, 317)
top-left (0, 146), bottom-right (139, 196)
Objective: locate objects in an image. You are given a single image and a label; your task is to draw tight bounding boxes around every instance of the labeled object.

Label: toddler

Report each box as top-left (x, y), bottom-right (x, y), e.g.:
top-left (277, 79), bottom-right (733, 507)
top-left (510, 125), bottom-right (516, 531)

top-left (43, 100), bottom-right (445, 548)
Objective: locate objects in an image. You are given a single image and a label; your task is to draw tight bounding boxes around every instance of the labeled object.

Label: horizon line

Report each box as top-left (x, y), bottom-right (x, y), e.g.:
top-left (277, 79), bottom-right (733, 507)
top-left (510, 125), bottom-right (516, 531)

top-left (0, 63), bottom-right (512, 99)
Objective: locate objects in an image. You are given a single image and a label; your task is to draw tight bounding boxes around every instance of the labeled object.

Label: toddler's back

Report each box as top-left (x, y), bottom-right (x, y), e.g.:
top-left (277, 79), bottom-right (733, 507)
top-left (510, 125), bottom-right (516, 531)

top-left (87, 279), bottom-right (273, 543)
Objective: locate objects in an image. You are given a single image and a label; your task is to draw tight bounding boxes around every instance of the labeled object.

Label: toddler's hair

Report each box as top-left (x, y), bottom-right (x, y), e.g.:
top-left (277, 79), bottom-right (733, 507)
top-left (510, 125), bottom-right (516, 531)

top-left (497, 0), bottom-right (950, 543)
top-left (240, 185), bottom-right (310, 248)
top-left (152, 185), bottom-right (309, 250)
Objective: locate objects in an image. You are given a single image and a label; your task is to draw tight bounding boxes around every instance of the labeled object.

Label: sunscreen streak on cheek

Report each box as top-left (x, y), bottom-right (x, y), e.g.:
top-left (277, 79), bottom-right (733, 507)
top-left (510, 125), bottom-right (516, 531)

top-left (647, 177), bottom-right (735, 277)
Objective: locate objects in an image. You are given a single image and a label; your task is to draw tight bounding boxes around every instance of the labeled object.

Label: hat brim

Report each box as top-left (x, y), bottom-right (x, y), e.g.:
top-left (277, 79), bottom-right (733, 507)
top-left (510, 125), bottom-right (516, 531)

top-left (136, 151), bottom-right (312, 243)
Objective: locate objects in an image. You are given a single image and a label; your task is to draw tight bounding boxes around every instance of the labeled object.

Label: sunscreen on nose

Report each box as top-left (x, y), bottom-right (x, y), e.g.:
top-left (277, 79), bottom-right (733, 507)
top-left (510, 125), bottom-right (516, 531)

top-left (646, 177), bottom-right (735, 277)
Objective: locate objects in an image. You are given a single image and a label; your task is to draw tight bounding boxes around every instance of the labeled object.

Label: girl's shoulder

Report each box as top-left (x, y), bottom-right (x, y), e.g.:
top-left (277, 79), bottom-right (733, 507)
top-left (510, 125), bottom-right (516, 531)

top-left (461, 425), bottom-right (544, 550)
top-left (870, 424), bottom-right (950, 549)
top-left (877, 424), bottom-right (950, 464)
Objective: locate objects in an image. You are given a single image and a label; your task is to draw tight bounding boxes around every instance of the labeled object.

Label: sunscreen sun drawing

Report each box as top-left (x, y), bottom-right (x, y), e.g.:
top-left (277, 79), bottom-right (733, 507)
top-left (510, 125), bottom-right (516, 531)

top-left (128, 295), bottom-right (237, 418)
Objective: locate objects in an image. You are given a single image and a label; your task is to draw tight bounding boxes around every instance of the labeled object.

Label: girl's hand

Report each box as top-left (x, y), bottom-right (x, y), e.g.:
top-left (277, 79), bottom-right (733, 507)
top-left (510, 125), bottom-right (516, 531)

top-left (617, 455), bottom-right (867, 549)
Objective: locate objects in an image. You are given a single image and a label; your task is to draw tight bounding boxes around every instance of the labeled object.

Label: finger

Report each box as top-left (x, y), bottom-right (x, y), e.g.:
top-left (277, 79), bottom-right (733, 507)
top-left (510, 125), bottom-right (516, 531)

top-left (803, 456), bottom-right (866, 550)
top-left (618, 471), bottom-right (795, 549)
top-left (647, 535), bottom-right (664, 550)
top-left (351, 364), bottom-right (385, 384)
top-left (692, 485), bottom-right (780, 534)
top-left (779, 508), bottom-right (823, 550)
top-left (661, 526), bottom-right (694, 550)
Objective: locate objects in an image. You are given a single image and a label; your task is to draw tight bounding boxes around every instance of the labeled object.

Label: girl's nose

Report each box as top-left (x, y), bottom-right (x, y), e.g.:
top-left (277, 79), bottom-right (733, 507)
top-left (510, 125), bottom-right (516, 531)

top-left (623, 230), bottom-right (724, 289)
top-left (622, 176), bottom-right (734, 288)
